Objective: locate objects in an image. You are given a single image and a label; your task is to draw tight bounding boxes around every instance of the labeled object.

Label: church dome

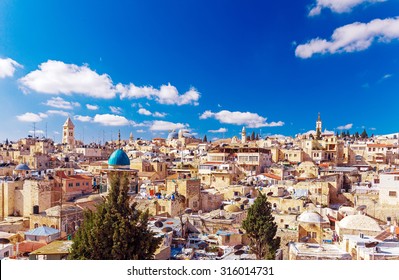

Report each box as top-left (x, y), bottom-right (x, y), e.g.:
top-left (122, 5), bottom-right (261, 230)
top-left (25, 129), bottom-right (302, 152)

top-left (297, 211), bottom-right (328, 224)
top-left (15, 163), bottom-right (30, 171)
top-left (167, 130), bottom-right (178, 140)
top-left (338, 214), bottom-right (381, 232)
top-left (108, 149), bottom-right (130, 166)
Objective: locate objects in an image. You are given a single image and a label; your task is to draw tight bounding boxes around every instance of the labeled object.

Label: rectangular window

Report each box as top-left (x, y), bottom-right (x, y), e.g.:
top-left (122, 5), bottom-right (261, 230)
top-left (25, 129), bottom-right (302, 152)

top-left (311, 232), bottom-right (317, 239)
top-left (394, 176), bottom-right (399, 181)
top-left (68, 183), bottom-right (73, 187)
top-left (389, 191), bottom-right (397, 197)
top-left (76, 183), bottom-right (80, 187)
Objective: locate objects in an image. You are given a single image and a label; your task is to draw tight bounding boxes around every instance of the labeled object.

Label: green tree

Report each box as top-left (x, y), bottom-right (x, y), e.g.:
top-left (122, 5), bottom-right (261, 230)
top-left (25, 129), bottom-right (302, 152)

top-left (69, 172), bottom-right (161, 260)
top-left (255, 133), bottom-right (260, 141)
top-left (354, 131), bottom-right (359, 139)
top-left (250, 131), bottom-right (255, 141)
top-left (242, 192), bottom-right (280, 260)
top-left (203, 135), bottom-right (208, 143)
top-left (340, 131), bottom-right (345, 138)
top-left (360, 129), bottom-right (368, 139)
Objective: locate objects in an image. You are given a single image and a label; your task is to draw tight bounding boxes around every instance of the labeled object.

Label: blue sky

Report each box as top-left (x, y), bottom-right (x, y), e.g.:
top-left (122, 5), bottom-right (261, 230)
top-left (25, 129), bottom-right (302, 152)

top-left (0, 0), bottom-right (398, 143)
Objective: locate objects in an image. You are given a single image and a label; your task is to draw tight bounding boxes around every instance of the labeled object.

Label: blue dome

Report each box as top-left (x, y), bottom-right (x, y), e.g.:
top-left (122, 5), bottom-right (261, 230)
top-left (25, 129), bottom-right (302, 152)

top-left (108, 149), bottom-right (130, 166)
top-left (15, 163), bottom-right (30, 171)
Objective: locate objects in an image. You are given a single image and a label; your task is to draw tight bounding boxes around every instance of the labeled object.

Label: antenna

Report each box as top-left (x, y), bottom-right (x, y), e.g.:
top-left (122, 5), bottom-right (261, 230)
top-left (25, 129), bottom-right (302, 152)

top-left (45, 122), bottom-right (48, 139)
top-left (118, 130), bottom-right (121, 149)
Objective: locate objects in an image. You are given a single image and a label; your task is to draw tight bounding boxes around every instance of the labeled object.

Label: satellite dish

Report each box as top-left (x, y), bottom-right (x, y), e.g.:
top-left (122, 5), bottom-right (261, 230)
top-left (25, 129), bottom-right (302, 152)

top-left (154, 221), bottom-right (164, 228)
top-left (0, 238), bottom-right (10, 244)
top-left (233, 244), bottom-right (244, 250)
top-left (365, 241), bottom-right (379, 248)
top-left (356, 205), bottom-right (367, 211)
top-left (234, 249), bottom-right (245, 256)
top-left (299, 236), bottom-right (310, 243)
top-left (162, 227), bottom-right (173, 233)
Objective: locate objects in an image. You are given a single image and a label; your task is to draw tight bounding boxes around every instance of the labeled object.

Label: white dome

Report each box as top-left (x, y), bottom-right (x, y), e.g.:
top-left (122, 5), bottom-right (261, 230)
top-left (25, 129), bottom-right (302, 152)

top-left (297, 211), bottom-right (328, 224)
top-left (338, 215), bottom-right (381, 231)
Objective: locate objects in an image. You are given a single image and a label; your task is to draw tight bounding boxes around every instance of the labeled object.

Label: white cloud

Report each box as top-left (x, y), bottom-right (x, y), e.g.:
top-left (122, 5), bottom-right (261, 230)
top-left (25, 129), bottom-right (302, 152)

top-left (337, 123), bottom-right (353, 130)
top-left (93, 114), bottom-right (130, 126)
top-left (296, 17), bottom-right (399, 59)
top-left (309, 0), bottom-right (385, 16)
top-left (86, 104), bottom-right (99, 110)
top-left (150, 120), bottom-right (188, 131)
top-left (117, 83), bottom-right (200, 106)
top-left (136, 129), bottom-right (145, 133)
top-left (137, 108), bottom-right (152, 116)
top-left (153, 112), bottom-right (166, 118)
top-left (74, 115), bottom-right (93, 122)
top-left (43, 97), bottom-right (80, 109)
top-left (0, 58), bottom-right (22, 78)
top-left (53, 131), bottom-right (60, 135)
top-left (17, 112), bottom-right (47, 122)
top-left (382, 74), bottom-right (392, 79)
top-left (109, 106), bottom-right (122, 114)
top-left (137, 108), bottom-right (166, 117)
top-left (19, 60), bottom-right (116, 98)
top-left (47, 110), bottom-right (69, 117)
top-left (208, 128), bottom-right (228, 133)
top-left (200, 110), bottom-right (284, 128)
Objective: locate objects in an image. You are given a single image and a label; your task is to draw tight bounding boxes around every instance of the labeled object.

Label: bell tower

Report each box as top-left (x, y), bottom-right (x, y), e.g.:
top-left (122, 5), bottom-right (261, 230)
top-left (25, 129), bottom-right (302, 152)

top-left (62, 117), bottom-right (75, 148)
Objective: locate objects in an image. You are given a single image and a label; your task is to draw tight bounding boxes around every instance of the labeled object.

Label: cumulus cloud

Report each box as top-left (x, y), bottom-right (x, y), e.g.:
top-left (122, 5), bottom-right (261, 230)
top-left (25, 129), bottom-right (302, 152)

top-left (93, 114), bottom-right (130, 126)
top-left (109, 106), bottom-right (122, 114)
top-left (309, 0), bottom-right (385, 16)
top-left (136, 129), bottom-right (145, 133)
top-left (86, 104), bottom-right (99, 110)
top-left (16, 112), bottom-right (47, 122)
top-left (137, 108), bottom-right (152, 116)
top-left (337, 123), bottom-right (353, 130)
top-left (295, 17), bottom-right (399, 59)
top-left (149, 120), bottom-right (188, 131)
top-left (117, 83), bottom-right (200, 106)
top-left (47, 110), bottom-right (69, 117)
top-left (43, 97), bottom-right (80, 109)
top-left (0, 58), bottom-right (22, 78)
top-left (74, 115), bottom-right (93, 122)
top-left (137, 108), bottom-right (166, 117)
top-left (200, 110), bottom-right (284, 128)
top-left (208, 128), bottom-right (228, 133)
top-left (19, 60), bottom-right (116, 98)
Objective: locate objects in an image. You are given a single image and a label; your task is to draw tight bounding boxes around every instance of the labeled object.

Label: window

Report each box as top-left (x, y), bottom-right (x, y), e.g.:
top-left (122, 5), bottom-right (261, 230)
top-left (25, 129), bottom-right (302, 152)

top-left (76, 183), bottom-right (80, 187)
top-left (394, 176), bottom-right (399, 181)
top-left (389, 191), bottom-right (397, 197)
top-left (311, 232), bottom-right (317, 239)
top-left (34, 223), bottom-right (39, 228)
top-left (4, 251), bottom-right (9, 258)
top-left (68, 183), bottom-right (73, 187)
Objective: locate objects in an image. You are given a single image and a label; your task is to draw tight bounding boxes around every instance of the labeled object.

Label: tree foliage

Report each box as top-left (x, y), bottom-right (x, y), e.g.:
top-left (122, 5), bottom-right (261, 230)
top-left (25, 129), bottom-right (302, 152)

top-left (250, 131), bottom-right (255, 141)
top-left (69, 172), bottom-right (161, 260)
top-left (361, 129), bottom-right (368, 139)
top-left (242, 192), bottom-right (280, 260)
top-left (203, 135), bottom-right (208, 143)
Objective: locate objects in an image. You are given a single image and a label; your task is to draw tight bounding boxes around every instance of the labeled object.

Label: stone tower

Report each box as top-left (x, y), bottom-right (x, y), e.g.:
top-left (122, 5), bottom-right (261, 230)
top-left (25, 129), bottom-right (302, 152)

top-left (62, 117), bottom-right (75, 148)
top-left (316, 112), bottom-right (322, 134)
top-left (241, 126), bottom-right (247, 144)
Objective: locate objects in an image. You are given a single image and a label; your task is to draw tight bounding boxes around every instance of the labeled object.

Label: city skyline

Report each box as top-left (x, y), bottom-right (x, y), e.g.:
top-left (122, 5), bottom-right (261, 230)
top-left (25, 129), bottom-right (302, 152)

top-left (1, 0), bottom-right (399, 143)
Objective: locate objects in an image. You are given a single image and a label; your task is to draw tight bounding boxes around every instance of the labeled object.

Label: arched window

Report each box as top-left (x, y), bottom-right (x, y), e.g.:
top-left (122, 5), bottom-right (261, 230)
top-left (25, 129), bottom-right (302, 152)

top-left (34, 223), bottom-right (39, 228)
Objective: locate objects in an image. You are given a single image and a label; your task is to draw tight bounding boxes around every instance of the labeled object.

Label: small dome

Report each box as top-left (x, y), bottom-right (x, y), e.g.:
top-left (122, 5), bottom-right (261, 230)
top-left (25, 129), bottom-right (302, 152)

top-left (297, 211), bottom-right (328, 224)
top-left (338, 214), bottom-right (381, 231)
top-left (225, 204), bottom-right (241, 212)
top-left (167, 130), bottom-right (178, 140)
top-left (108, 149), bottom-right (130, 166)
top-left (15, 163), bottom-right (30, 171)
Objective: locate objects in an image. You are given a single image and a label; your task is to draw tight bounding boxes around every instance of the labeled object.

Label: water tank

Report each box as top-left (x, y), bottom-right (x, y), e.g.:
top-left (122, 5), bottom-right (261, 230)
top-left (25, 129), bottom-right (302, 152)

top-left (33, 205), bottom-right (39, 214)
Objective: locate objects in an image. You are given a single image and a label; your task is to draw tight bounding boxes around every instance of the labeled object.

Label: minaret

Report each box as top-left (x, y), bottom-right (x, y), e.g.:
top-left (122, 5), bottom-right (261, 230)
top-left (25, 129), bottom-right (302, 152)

top-left (241, 126), bottom-right (247, 143)
top-left (62, 117), bottom-right (75, 148)
top-left (129, 132), bottom-right (134, 143)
